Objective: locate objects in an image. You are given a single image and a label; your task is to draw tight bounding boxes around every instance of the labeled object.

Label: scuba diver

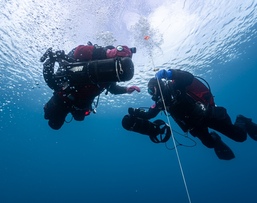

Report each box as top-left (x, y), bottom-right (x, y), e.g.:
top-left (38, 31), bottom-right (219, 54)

top-left (41, 42), bottom-right (140, 130)
top-left (122, 69), bottom-right (257, 160)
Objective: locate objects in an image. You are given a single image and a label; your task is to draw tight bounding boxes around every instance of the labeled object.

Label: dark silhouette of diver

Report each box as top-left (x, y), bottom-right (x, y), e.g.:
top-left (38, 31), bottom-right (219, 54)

top-left (122, 69), bottom-right (257, 160)
top-left (41, 42), bottom-right (140, 130)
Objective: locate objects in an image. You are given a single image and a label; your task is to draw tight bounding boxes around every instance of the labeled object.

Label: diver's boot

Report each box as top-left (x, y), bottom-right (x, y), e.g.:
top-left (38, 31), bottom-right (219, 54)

top-left (211, 132), bottom-right (235, 160)
top-left (235, 115), bottom-right (257, 141)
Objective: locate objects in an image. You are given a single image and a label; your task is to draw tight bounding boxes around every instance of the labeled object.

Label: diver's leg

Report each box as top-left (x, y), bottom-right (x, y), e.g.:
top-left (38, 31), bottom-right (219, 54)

top-left (190, 127), bottom-right (235, 160)
top-left (208, 106), bottom-right (247, 142)
top-left (44, 94), bottom-right (69, 130)
top-left (190, 127), bottom-right (215, 148)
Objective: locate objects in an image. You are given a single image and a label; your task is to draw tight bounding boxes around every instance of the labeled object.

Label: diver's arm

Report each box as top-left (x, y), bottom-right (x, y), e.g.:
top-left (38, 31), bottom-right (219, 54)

top-left (43, 59), bottom-right (58, 90)
top-left (108, 83), bottom-right (140, 95)
top-left (107, 83), bottom-right (128, 94)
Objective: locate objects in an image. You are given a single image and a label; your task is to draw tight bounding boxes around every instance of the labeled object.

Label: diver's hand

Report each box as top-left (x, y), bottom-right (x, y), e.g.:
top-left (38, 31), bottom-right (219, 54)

top-left (127, 86), bottom-right (140, 94)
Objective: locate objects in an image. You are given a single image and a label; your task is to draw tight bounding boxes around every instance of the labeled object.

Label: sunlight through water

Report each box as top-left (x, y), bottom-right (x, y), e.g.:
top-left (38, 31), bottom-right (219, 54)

top-left (0, 0), bottom-right (257, 119)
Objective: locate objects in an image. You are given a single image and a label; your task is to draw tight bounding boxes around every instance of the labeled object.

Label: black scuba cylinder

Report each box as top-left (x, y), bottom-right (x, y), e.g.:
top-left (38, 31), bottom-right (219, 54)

top-left (67, 57), bottom-right (134, 85)
top-left (122, 115), bottom-right (171, 143)
top-left (122, 115), bottom-right (160, 137)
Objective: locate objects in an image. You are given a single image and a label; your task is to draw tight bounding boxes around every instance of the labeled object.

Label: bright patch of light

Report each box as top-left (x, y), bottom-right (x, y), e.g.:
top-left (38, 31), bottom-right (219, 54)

top-left (0, 0), bottom-right (257, 115)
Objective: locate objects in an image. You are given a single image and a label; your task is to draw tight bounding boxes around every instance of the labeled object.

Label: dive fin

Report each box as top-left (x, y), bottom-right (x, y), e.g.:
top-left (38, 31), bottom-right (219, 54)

top-left (211, 132), bottom-right (235, 160)
top-left (235, 115), bottom-right (257, 141)
top-left (247, 121), bottom-right (257, 141)
top-left (214, 141), bottom-right (235, 160)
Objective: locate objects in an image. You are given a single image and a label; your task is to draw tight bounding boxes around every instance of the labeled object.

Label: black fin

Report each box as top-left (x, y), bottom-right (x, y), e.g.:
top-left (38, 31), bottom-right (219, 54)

top-left (211, 132), bottom-right (235, 160)
top-left (214, 141), bottom-right (235, 160)
top-left (235, 115), bottom-right (257, 141)
top-left (247, 121), bottom-right (257, 141)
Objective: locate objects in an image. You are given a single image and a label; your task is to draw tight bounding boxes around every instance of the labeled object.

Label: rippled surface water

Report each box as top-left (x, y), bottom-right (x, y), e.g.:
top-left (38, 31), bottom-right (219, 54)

top-left (1, 0), bottom-right (256, 113)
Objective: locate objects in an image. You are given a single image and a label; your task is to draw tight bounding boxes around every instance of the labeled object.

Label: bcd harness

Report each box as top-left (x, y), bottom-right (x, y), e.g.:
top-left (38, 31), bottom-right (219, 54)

top-left (163, 76), bottom-right (215, 132)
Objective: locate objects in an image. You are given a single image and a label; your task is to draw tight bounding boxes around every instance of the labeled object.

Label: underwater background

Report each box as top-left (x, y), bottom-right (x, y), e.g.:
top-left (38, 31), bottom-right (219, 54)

top-left (1, 0), bottom-right (257, 203)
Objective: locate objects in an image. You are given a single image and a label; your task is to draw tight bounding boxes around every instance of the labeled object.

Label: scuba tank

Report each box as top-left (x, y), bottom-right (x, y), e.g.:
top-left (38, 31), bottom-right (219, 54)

top-left (122, 115), bottom-right (171, 143)
top-left (41, 48), bottom-right (134, 90)
top-left (67, 57), bottom-right (134, 85)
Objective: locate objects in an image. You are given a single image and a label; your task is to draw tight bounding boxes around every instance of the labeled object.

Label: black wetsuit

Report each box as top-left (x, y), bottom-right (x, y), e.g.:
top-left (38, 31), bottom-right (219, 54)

top-left (43, 46), bottom-right (128, 130)
top-left (131, 69), bottom-right (247, 148)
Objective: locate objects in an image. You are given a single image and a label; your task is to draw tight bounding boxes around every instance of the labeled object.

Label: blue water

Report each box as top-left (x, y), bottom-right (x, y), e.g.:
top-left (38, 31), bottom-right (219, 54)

top-left (1, 1), bottom-right (257, 203)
